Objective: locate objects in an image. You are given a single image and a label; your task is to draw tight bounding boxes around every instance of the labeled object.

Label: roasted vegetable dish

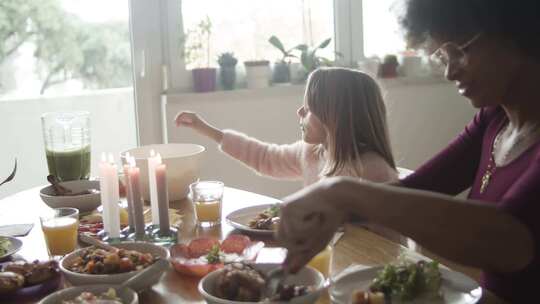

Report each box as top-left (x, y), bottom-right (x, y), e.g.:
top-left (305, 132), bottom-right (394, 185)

top-left (67, 247), bottom-right (155, 275)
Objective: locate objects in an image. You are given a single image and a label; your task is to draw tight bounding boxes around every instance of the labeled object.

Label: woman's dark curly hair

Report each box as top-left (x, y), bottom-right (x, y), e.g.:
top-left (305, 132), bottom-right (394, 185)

top-left (399, 0), bottom-right (540, 59)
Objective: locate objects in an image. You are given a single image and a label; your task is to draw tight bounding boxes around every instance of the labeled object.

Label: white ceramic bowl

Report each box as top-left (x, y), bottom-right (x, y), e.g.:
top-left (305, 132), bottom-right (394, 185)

top-left (121, 143), bottom-right (205, 201)
top-left (39, 180), bottom-right (101, 213)
top-left (60, 242), bottom-right (169, 292)
top-left (199, 264), bottom-right (325, 304)
top-left (38, 284), bottom-right (138, 304)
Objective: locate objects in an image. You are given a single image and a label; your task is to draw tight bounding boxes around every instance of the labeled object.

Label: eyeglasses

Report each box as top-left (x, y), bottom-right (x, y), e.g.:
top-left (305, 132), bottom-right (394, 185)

top-left (430, 33), bottom-right (483, 69)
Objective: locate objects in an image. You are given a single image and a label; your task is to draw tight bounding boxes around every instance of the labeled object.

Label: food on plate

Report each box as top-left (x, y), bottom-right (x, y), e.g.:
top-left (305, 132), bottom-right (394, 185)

top-left (352, 260), bottom-right (442, 304)
top-left (351, 290), bottom-right (385, 304)
top-left (248, 204), bottom-right (280, 230)
top-left (0, 237), bottom-right (10, 256)
top-left (215, 262), bottom-right (266, 301)
top-left (170, 235), bottom-right (264, 277)
top-left (62, 288), bottom-right (123, 304)
top-left (0, 272), bottom-right (25, 294)
top-left (3, 259), bottom-right (59, 286)
top-left (214, 262), bottom-right (311, 302)
top-left (78, 212), bottom-right (128, 240)
top-left (67, 247), bottom-right (155, 275)
top-left (0, 259), bottom-right (59, 295)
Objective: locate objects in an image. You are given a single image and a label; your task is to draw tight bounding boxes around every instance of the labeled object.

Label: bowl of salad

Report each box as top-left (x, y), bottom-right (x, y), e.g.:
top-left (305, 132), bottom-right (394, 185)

top-left (38, 285), bottom-right (137, 304)
top-left (60, 242), bottom-right (169, 292)
top-left (0, 236), bottom-right (22, 261)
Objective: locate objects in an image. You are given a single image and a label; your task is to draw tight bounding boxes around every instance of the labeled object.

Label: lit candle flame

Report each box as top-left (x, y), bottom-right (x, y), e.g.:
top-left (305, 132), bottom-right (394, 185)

top-left (150, 149), bottom-right (155, 157)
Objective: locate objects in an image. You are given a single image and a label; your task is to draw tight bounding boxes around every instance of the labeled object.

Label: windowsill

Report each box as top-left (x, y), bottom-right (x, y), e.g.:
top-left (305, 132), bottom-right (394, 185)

top-left (164, 75), bottom-right (450, 99)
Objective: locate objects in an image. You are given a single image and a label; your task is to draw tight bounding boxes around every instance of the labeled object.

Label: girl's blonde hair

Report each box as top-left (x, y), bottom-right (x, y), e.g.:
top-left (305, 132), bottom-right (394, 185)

top-left (305, 67), bottom-right (396, 176)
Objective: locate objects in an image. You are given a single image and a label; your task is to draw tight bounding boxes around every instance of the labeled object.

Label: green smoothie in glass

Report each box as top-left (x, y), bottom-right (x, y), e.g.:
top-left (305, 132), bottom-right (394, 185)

top-left (46, 145), bottom-right (91, 181)
top-left (42, 111), bottom-right (91, 182)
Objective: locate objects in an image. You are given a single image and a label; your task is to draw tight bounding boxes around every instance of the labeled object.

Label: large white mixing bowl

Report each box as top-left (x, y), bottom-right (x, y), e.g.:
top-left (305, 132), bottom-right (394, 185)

top-left (121, 143), bottom-right (205, 201)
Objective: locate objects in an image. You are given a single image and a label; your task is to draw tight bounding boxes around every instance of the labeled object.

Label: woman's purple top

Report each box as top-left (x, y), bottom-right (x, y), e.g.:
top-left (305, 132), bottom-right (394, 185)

top-left (401, 106), bottom-right (540, 303)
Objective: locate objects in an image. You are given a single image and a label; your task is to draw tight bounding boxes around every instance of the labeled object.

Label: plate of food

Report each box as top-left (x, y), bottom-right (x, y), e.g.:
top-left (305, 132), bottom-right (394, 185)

top-left (225, 204), bottom-right (280, 235)
top-left (39, 285), bottom-right (137, 304)
top-left (198, 262), bottom-right (325, 304)
top-left (60, 242), bottom-right (169, 292)
top-left (0, 259), bottom-right (61, 300)
top-left (170, 235), bottom-right (264, 277)
top-left (78, 211), bottom-right (129, 242)
top-left (0, 236), bottom-right (22, 260)
top-left (330, 259), bottom-right (482, 304)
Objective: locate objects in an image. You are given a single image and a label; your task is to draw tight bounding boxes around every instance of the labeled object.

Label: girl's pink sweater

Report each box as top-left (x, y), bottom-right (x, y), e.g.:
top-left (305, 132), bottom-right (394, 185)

top-left (219, 130), bottom-right (397, 184)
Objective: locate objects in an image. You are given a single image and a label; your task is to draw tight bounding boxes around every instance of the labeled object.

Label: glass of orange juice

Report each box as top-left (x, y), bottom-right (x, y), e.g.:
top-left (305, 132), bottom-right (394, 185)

top-left (189, 181), bottom-right (224, 227)
top-left (40, 207), bottom-right (79, 258)
top-left (308, 245), bottom-right (333, 278)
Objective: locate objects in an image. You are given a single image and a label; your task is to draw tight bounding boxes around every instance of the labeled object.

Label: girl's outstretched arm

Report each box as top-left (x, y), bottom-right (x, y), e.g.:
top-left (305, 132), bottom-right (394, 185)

top-left (175, 111), bottom-right (223, 143)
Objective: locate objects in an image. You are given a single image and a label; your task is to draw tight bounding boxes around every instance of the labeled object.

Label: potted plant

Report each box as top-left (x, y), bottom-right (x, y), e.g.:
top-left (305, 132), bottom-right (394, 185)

top-left (296, 37), bottom-right (335, 79)
top-left (217, 52), bottom-right (238, 90)
top-left (244, 60), bottom-right (270, 89)
top-left (377, 54), bottom-right (399, 78)
top-left (268, 36), bottom-right (300, 84)
top-left (183, 16), bottom-right (216, 92)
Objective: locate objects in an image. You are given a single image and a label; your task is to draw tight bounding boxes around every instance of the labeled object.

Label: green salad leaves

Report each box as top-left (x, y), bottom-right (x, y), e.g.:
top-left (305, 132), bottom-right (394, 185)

top-left (370, 259), bottom-right (442, 301)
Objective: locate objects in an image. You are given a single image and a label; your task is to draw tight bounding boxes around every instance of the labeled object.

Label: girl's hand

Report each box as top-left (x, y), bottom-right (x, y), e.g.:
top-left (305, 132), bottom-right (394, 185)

top-left (174, 111), bottom-right (224, 143)
top-left (175, 111), bottom-right (203, 129)
top-left (276, 177), bottom-right (348, 273)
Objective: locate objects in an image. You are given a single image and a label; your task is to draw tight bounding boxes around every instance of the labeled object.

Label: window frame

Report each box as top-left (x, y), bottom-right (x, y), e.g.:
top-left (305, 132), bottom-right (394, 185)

top-left (130, 0), bottom-right (366, 144)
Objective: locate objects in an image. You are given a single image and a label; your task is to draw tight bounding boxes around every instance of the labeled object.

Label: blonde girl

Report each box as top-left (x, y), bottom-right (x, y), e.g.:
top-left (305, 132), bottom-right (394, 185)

top-left (175, 67), bottom-right (397, 186)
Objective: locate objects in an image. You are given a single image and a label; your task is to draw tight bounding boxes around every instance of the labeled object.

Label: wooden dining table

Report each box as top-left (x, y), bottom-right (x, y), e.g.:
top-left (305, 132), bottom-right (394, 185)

top-left (0, 185), bottom-right (507, 304)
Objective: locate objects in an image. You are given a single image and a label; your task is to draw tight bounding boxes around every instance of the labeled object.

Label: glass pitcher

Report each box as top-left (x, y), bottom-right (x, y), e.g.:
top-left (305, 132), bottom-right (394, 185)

top-left (41, 112), bottom-right (91, 181)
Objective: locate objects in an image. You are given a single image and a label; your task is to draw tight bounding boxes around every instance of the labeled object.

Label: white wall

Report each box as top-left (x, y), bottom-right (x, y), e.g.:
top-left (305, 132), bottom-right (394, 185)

top-left (165, 79), bottom-right (477, 198)
top-left (0, 88), bottom-right (137, 199)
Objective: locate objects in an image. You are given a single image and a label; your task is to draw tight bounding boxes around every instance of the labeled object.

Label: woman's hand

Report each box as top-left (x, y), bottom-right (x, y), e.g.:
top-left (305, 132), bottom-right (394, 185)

top-left (276, 177), bottom-right (348, 273)
top-left (174, 111), bottom-right (223, 143)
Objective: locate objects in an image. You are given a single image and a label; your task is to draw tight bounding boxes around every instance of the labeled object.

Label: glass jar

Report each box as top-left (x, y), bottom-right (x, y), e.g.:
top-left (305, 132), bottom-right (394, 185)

top-left (41, 111), bottom-right (91, 181)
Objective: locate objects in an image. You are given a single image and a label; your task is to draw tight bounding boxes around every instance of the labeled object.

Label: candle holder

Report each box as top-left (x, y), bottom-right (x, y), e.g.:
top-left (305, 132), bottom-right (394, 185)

top-left (98, 230), bottom-right (127, 244)
top-left (121, 226), bottom-right (135, 237)
top-left (149, 226), bottom-right (177, 246)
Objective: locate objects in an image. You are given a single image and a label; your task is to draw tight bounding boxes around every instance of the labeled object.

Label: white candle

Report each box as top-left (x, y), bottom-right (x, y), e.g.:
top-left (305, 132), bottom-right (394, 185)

top-left (99, 153), bottom-right (121, 238)
top-left (127, 156), bottom-right (146, 236)
top-left (99, 153), bottom-right (110, 232)
top-left (155, 159), bottom-right (170, 234)
top-left (147, 150), bottom-right (161, 226)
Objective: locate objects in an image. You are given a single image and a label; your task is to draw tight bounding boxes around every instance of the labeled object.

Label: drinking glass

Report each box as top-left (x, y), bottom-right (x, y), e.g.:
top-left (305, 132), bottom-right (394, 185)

top-left (189, 181), bottom-right (224, 227)
top-left (40, 207), bottom-right (79, 258)
top-left (41, 111), bottom-right (91, 181)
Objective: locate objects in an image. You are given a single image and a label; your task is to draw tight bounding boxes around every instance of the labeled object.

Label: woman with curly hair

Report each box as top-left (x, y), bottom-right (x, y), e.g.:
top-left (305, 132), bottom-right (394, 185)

top-left (276, 0), bottom-right (540, 302)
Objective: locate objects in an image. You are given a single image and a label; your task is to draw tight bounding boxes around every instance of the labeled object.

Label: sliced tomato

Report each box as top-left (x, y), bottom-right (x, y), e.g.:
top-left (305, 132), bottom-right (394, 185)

top-left (187, 238), bottom-right (220, 258)
top-left (220, 234), bottom-right (251, 254)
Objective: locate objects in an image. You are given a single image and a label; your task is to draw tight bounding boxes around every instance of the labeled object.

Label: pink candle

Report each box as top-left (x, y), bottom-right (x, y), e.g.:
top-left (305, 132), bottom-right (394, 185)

top-left (122, 163), bottom-right (135, 230)
top-left (127, 156), bottom-right (145, 237)
top-left (155, 162), bottom-right (170, 234)
top-left (147, 150), bottom-right (160, 226)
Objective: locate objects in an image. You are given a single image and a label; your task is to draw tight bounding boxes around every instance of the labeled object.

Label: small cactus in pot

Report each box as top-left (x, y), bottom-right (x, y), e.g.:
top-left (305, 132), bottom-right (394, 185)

top-left (217, 52), bottom-right (238, 90)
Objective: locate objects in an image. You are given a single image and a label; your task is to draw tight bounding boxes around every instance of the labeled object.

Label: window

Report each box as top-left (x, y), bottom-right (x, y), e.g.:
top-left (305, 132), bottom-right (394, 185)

top-left (0, 0), bottom-right (137, 198)
top-left (362, 0), bottom-right (406, 57)
top-left (180, 0), bottom-right (335, 69)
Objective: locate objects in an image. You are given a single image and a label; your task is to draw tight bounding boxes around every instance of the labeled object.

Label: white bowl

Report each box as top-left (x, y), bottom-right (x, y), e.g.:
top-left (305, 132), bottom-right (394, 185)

top-left (60, 242), bottom-right (169, 292)
top-left (199, 264), bottom-right (325, 304)
top-left (39, 180), bottom-right (101, 213)
top-left (121, 143), bottom-right (205, 201)
top-left (38, 284), bottom-right (138, 304)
